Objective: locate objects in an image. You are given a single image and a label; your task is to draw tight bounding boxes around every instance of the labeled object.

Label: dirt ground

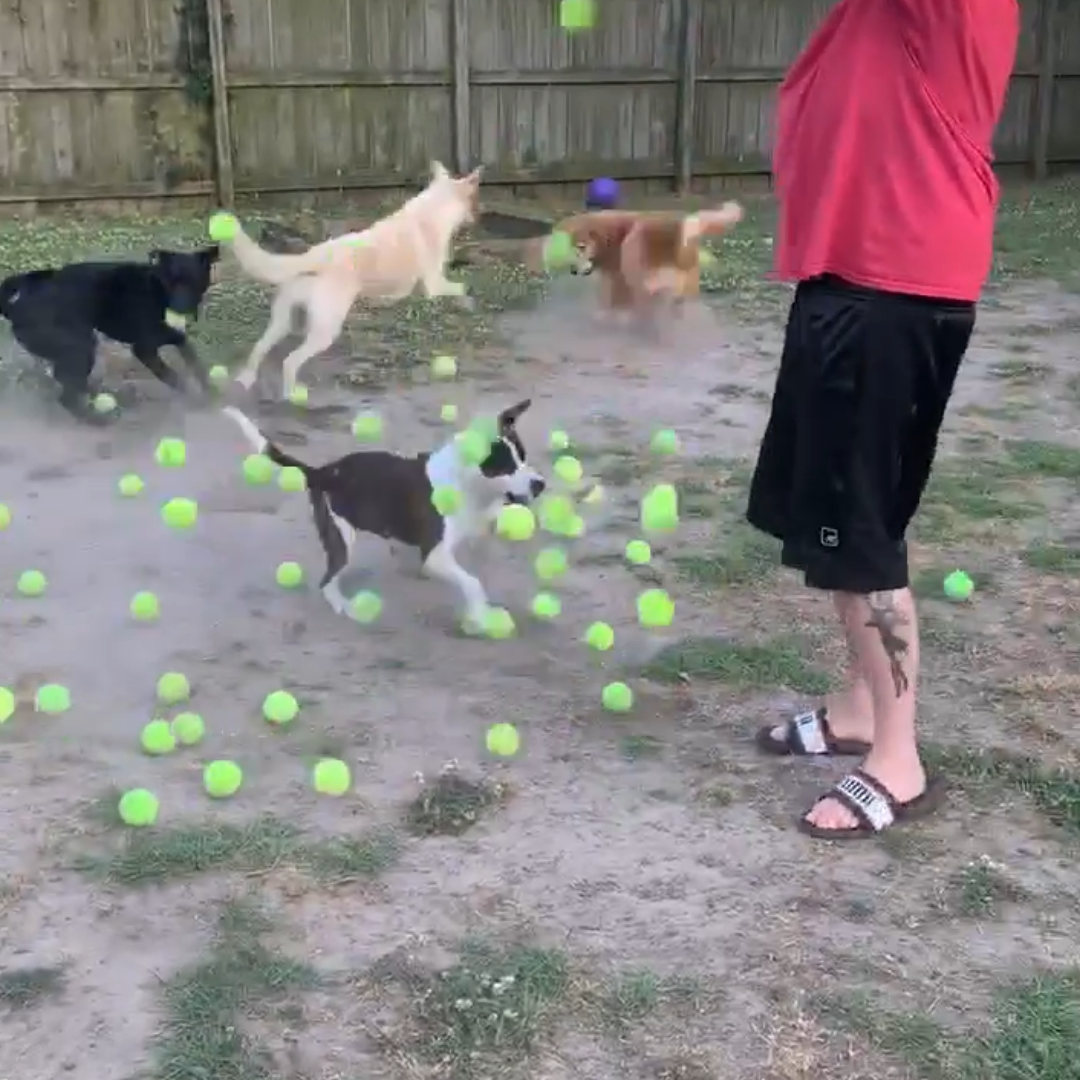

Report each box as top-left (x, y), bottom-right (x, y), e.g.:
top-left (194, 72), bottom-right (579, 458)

top-left (2, 181), bottom-right (1080, 1080)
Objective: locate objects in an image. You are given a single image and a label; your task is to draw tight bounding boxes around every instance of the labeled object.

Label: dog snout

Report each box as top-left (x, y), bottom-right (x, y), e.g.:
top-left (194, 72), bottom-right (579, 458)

top-left (530, 477), bottom-right (546, 497)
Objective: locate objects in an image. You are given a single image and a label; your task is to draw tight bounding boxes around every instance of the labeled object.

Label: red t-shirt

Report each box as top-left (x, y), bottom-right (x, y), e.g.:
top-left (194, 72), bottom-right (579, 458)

top-left (772, 0), bottom-right (1019, 302)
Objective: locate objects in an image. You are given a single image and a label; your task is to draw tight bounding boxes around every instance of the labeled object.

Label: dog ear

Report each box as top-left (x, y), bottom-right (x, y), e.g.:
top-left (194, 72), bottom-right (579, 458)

top-left (499, 399), bottom-right (532, 429)
top-left (430, 161), bottom-right (450, 181)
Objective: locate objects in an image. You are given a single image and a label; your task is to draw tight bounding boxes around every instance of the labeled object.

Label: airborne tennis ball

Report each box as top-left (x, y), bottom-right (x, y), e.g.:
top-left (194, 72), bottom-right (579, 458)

top-left (637, 588), bottom-right (675, 628)
top-left (585, 621), bottom-right (615, 651)
top-left (208, 364), bottom-right (229, 387)
top-left (0, 687), bottom-right (14, 723)
top-left (313, 758), bottom-right (351, 796)
top-left (582, 483), bottom-right (604, 505)
top-left (35, 684), bottom-right (70, 714)
top-left (263, 690), bottom-right (298, 724)
top-left (601, 681), bottom-right (634, 713)
top-left (141, 719), bottom-right (176, 755)
top-left (0, 503), bottom-right (11, 530)
top-left (543, 230), bottom-right (576, 269)
top-left (626, 539), bottom-right (652, 565)
top-left (278, 466), bottom-right (306, 493)
top-left (650, 429), bottom-right (680, 455)
top-left (352, 411), bottom-right (382, 441)
top-left (641, 484), bottom-right (679, 532)
top-left (548, 430), bottom-right (570, 451)
top-left (455, 429), bottom-right (488, 466)
top-left (289, 384), bottom-right (309, 406)
top-left (118, 788), bottom-right (159, 827)
top-left (943, 569), bottom-right (974, 601)
top-left (275, 561), bottom-right (304, 588)
top-left (531, 592), bottom-right (561, 619)
top-left (538, 493), bottom-right (575, 533)
top-left (130, 591), bottom-right (160, 622)
top-left (171, 712), bottom-right (205, 746)
top-left (484, 607), bottom-right (516, 639)
top-left (204, 759), bottom-right (243, 798)
top-left (560, 0), bottom-right (596, 30)
top-left (164, 310), bottom-right (187, 330)
top-left (93, 392), bottom-right (117, 414)
top-left (431, 485), bottom-right (462, 516)
top-left (155, 437), bottom-right (186, 467)
top-left (207, 211), bottom-right (239, 242)
top-left (440, 403), bottom-right (458, 423)
top-left (486, 722), bottom-right (520, 756)
top-left (351, 590), bottom-right (383, 623)
top-left (699, 248), bottom-right (717, 269)
top-left (554, 455), bottom-right (583, 485)
top-left (563, 514), bottom-right (585, 538)
top-left (242, 454), bottom-right (274, 485)
top-left (431, 354), bottom-right (458, 379)
top-left (496, 504), bottom-right (536, 541)
top-left (118, 473), bottom-right (144, 497)
top-left (156, 671), bottom-right (190, 705)
top-left (161, 497), bottom-right (198, 529)
top-left (17, 569), bottom-right (47, 597)
top-left (534, 546), bottom-right (569, 581)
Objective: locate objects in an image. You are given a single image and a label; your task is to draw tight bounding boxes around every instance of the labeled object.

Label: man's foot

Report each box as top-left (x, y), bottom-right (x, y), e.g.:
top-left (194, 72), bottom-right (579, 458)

top-left (756, 706), bottom-right (871, 757)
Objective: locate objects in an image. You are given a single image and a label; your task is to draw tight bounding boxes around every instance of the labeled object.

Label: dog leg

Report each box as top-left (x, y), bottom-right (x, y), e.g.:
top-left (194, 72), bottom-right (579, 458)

top-left (132, 344), bottom-right (185, 392)
top-left (278, 291), bottom-right (352, 400)
top-left (316, 498), bottom-right (357, 616)
top-left (234, 289), bottom-right (296, 392)
top-left (420, 269), bottom-right (473, 309)
top-left (423, 540), bottom-right (490, 629)
top-left (169, 335), bottom-right (211, 394)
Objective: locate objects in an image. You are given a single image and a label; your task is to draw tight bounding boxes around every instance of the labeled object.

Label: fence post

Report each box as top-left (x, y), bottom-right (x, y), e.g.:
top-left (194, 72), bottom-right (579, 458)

top-left (1030, 0), bottom-right (1058, 180)
top-left (205, 0), bottom-right (235, 207)
top-left (674, 0), bottom-right (700, 193)
top-left (450, 0), bottom-right (471, 174)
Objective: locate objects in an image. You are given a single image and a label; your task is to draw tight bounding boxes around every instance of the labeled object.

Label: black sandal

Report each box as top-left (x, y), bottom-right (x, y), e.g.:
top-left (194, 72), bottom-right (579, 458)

top-left (797, 769), bottom-right (947, 840)
top-left (756, 707), bottom-right (872, 757)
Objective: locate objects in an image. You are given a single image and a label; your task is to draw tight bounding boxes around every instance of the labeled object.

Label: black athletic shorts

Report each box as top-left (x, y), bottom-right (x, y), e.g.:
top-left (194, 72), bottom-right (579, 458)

top-left (746, 274), bottom-right (975, 595)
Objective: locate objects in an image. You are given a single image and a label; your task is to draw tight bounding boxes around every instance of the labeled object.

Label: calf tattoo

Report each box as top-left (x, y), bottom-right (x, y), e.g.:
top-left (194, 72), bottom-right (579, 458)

top-left (865, 590), bottom-right (910, 697)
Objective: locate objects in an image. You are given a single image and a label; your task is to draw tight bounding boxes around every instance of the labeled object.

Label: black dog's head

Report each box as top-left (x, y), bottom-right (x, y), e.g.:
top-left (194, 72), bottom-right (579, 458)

top-left (149, 245), bottom-right (220, 321)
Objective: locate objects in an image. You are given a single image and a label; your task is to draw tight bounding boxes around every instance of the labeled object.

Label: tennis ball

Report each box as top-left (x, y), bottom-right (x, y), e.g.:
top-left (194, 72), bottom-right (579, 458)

top-left (160, 497), bottom-right (198, 529)
top-left (313, 757), bottom-right (351, 796)
top-left (171, 712), bottom-right (205, 746)
top-left (118, 473), bottom-right (144, 497)
top-left (130, 591), bottom-right (160, 622)
top-left (559, 0), bottom-right (596, 30)
top-left (538, 493), bottom-right (575, 533)
top-left (455, 429), bottom-right (488, 466)
top-left (637, 588), bottom-right (675, 628)
top-left (263, 690), bottom-right (298, 725)
top-left (0, 503), bottom-right (10, 529)
top-left (141, 719), bottom-right (176, 755)
top-left (563, 514), bottom-right (585, 538)
top-left (640, 484), bottom-right (679, 533)
top-left (352, 412), bottom-right (382, 441)
top-left (602, 681), bottom-right (634, 712)
top-left (699, 248), bottom-right (717, 269)
top-left (440, 403), bottom-right (458, 423)
top-left (582, 483), bottom-right (604, 505)
top-left (943, 569), bottom-right (974, 601)
top-left (278, 466), bottom-right (306, 492)
top-left (470, 414), bottom-right (499, 443)
top-left (534, 546), bottom-right (569, 581)
top-left (242, 453), bottom-right (274, 485)
top-left (94, 392), bottom-right (117, 414)
top-left (156, 672), bottom-right (190, 705)
top-left (155, 437), bottom-right (186, 467)
top-left (554, 455), bottom-right (583, 485)
top-left (531, 592), bottom-right (561, 619)
top-left (548, 429), bottom-right (570, 451)
top-left (650, 429), bottom-right (680, 455)
top-left (164, 310), bottom-right (187, 330)
top-left (35, 684), bottom-right (70, 714)
top-left (496, 504), bottom-right (536, 541)
top-left (486, 722), bottom-right (520, 756)
top-left (0, 687), bottom-right (14, 723)
top-left (431, 485), bottom-right (462, 516)
top-left (431, 354), bottom-right (458, 379)
top-left (289, 384), bottom-right (309, 406)
top-left (17, 569), bottom-right (46, 597)
top-left (208, 211), bottom-right (239, 243)
top-left (351, 590), bottom-right (383, 623)
top-left (118, 788), bottom-right (159, 827)
top-left (203, 759), bottom-right (243, 798)
top-left (626, 539), bottom-right (652, 565)
top-left (208, 364), bottom-right (229, 387)
top-left (543, 230), bottom-right (576, 270)
top-left (275, 561), bottom-right (304, 588)
top-left (585, 621), bottom-right (615, 651)
top-left (484, 607), bottom-right (516, 639)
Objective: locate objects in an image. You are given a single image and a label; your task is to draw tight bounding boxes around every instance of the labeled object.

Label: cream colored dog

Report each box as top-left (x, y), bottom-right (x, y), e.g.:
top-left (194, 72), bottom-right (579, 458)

top-left (221, 162), bottom-right (482, 398)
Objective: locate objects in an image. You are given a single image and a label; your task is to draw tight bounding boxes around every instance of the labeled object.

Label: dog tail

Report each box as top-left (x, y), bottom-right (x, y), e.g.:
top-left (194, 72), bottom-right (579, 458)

top-left (222, 218), bottom-right (340, 286)
top-left (0, 269), bottom-right (55, 319)
top-left (221, 406), bottom-right (317, 477)
top-left (682, 201), bottom-right (744, 243)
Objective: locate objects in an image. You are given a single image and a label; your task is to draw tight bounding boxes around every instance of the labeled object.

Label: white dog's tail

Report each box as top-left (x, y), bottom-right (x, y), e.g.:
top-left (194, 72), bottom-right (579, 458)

top-left (682, 201), bottom-right (744, 244)
top-left (222, 406), bottom-right (317, 477)
top-left (223, 220), bottom-right (341, 286)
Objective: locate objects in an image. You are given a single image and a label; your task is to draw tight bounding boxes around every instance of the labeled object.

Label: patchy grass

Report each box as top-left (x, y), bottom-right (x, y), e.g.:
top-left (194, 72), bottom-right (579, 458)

top-left (992, 179), bottom-right (1080, 289)
top-left (0, 964), bottom-right (66, 1010)
top-left (942, 857), bottom-right (1029, 919)
top-left (405, 769), bottom-right (507, 836)
top-left (672, 530), bottom-right (780, 589)
top-left (1021, 541), bottom-right (1080, 575)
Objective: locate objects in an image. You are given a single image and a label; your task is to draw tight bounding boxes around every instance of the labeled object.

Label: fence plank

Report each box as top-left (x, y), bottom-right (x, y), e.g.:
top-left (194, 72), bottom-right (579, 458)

top-left (207, 0), bottom-right (236, 206)
top-left (674, 0), bottom-right (700, 192)
top-left (451, 0), bottom-right (471, 173)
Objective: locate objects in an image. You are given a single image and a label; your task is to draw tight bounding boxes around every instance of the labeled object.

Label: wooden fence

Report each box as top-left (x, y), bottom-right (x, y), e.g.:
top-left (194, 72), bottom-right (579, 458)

top-left (0, 0), bottom-right (1076, 210)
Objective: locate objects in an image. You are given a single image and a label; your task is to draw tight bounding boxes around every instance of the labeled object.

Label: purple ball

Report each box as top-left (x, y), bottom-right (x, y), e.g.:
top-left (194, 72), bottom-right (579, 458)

top-left (585, 177), bottom-right (619, 210)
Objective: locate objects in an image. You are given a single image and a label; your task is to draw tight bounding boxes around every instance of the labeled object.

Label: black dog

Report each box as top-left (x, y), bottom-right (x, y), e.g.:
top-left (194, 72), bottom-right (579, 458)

top-left (0, 246), bottom-right (220, 422)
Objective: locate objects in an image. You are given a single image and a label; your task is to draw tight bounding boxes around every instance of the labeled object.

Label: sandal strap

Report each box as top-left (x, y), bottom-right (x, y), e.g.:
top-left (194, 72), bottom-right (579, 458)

top-left (832, 771), bottom-right (897, 832)
top-left (788, 709), bottom-right (828, 755)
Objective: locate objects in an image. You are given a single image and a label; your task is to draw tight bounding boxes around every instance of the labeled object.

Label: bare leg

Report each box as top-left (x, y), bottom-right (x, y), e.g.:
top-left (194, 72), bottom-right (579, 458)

top-left (822, 592), bottom-right (875, 739)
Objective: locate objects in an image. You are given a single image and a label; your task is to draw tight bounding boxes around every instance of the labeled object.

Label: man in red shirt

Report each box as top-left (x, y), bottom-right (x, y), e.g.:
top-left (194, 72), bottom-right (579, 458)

top-left (747, 0), bottom-right (1019, 838)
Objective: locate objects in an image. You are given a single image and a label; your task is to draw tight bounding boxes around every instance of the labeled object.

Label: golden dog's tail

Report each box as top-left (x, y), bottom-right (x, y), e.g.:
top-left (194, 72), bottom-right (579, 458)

top-left (222, 219), bottom-right (344, 287)
top-left (682, 201), bottom-right (744, 243)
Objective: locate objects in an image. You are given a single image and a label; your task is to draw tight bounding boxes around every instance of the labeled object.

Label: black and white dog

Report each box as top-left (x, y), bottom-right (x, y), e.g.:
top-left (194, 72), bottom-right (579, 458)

top-left (222, 401), bottom-right (546, 628)
top-left (0, 246), bottom-right (220, 422)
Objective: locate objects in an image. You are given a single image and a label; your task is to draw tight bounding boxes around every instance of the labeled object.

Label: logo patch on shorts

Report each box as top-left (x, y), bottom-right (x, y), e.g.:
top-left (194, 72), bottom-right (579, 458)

top-left (819, 527), bottom-right (839, 549)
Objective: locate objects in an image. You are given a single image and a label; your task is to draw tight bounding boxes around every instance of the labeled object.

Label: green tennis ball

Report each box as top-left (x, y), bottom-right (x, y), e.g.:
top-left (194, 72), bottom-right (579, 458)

top-left (208, 364), bottom-right (229, 387)
top-left (637, 588), bottom-right (675, 628)
top-left (263, 690), bottom-right (298, 724)
top-left (242, 454), bottom-right (274, 485)
top-left (496, 504), bottom-right (537, 541)
top-left (943, 569), bottom-right (974, 601)
top-left (35, 684), bottom-right (70, 714)
top-left (94, 392), bottom-right (117, 414)
top-left (164, 310), bottom-right (187, 331)
top-left (278, 466), bottom-right (306, 492)
top-left (0, 686), bottom-right (14, 723)
top-left (455, 429), bottom-right (488, 466)
top-left (559, 0), bottom-right (596, 30)
top-left (602, 681), bottom-right (634, 713)
top-left (203, 759), bottom-right (243, 798)
top-left (0, 503), bottom-right (11, 530)
top-left (531, 592), bottom-right (561, 619)
top-left (351, 590), bottom-right (383, 623)
top-left (312, 757), bottom-right (351, 796)
top-left (484, 607), bottom-right (516, 639)
top-left (650, 429), bottom-right (680, 455)
top-left (155, 437), bottom-right (186, 467)
top-left (171, 712), bottom-right (205, 746)
top-left (118, 473), bottom-right (144, 497)
top-left (626, 539), bottom-right (652, 565)
top-left (141, 719), bottom-right (177, 755)
top-left (554, 455), bottom-right (583, 485)
top-left (431, 354), bottom-right (458, 379)
top-left (563, 514), bottom-right (585, 538)
top-left (534, 546), bottom-right (569, 581)
top-left (585, 621), bottom-right (615, 651)
top-left (582, 483), bottom-right (604, 505)
top-left (160, 497), bottom-right (198, 529)
top-left (543, 230), bottom-right (576, 269)
top-left (470, 414), bottom-right (499, 443)
top-left (548, 429), bottom-right (570, 451)
top-left (538, 493), bottom-right (575, 532)
top-left (17, 569), bottom-right (47, 597)
top-left (289, 384), bottom-right (309, 406)
top-left (156, 672), bottom-right (190, 705)
top-left (208, 211), bottom-right (239, 243)
top-left (118, 788), bottom-right (159, 826)
top-left (351, 411), bottom-right (382, 440)
top-left (699, 248), bottom-right (717, 269)
top-left (440, 403), bottom-right (458, 423)
top-left (130, 591), bottom-right (160, 622)
top-left (276, 561), bottom-right (304, 588)
top-left (640, 484), bottom-right (679, 533)
top-left (486, 722), bottom-right (520, 756)
top-left (431, 485), bottom-right (462, 516)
